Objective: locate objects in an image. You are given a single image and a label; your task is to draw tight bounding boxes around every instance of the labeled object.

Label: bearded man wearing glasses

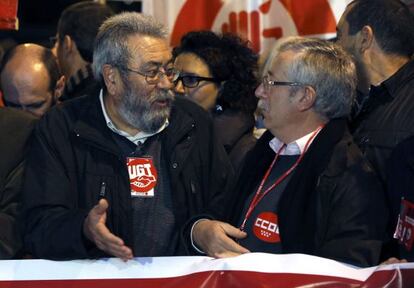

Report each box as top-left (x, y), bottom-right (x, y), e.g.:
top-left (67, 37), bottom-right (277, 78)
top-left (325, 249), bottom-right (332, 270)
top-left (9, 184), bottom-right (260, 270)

top-left (22, 12), bottom-right (233, 261)
top-left (191, 37), bottom-right (388, 267)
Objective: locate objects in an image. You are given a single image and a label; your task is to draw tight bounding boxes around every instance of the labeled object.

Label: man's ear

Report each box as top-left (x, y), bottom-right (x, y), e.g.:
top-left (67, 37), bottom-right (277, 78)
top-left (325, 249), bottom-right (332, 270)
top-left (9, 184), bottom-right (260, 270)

top-left (54, 75), bottom-right (65, 102)
top-left (296, 85), bottom-right (316, 112)
top-left (358, 25), bottom-right (374, 54)
top-left (63, 35), bottom-right (74, 54)
top-left (102, 64), bottom-right (118, 96)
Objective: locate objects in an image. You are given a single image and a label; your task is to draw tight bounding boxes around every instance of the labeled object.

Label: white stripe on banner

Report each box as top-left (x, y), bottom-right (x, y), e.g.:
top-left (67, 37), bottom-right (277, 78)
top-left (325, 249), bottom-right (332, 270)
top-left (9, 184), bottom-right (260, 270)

top-left (0, 253), bottom-right (413, 287)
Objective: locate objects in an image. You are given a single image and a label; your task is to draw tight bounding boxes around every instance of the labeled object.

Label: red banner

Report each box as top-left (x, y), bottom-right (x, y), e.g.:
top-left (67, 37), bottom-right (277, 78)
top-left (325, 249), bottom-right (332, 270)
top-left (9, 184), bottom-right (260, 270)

top-left (0, 253), bottom-right (413, 287)
top-left (0, 0), bottom-right (18, 30)
top-left (143, 0), bottom-right (352, 52)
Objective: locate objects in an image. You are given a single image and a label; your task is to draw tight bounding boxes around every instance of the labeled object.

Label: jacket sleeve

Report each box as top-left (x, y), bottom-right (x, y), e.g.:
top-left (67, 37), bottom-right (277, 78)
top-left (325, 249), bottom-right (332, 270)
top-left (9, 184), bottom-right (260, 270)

top-left (316, 159), bottom-right (388, 267)
top-left (0, 161), bottom-right (24, 259)
top-left (181, 119), bottom-right (236, 255)
top-left (23, 116), bottom-right (91, 260)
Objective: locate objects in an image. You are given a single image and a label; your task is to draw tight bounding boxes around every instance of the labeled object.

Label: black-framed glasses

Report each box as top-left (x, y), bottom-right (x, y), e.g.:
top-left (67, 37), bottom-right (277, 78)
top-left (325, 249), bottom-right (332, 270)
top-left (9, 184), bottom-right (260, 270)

top-left (262, 75), bottom-right (308, 91)
top-left (174, 74), bottom-right (221, 88)
top-left (125, 66), bottom-right (179, 85)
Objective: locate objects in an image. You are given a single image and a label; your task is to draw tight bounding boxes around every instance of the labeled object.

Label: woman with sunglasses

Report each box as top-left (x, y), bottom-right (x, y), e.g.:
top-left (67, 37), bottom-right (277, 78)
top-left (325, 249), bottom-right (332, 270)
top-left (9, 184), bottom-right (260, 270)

top-left (173, 31), bottom-right (259, 171)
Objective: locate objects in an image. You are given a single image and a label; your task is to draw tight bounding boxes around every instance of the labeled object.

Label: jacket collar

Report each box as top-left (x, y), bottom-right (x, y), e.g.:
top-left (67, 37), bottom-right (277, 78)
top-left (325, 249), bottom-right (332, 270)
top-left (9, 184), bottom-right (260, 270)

top-left (367, 59), bottom-right (414, 104)
top-left (378, 59), bottom-right (414, 98)
top-left (72, 93), bottom-right (121, 156)
top-left (163, 97), bottom-right (196, 151)
top-left (72, 93), bottom-right (194, 156)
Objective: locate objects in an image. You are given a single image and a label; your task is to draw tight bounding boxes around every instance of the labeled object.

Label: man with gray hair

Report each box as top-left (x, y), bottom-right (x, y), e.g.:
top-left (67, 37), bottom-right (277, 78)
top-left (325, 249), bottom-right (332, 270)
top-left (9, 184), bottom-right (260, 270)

top-left (23, 12), bottom-right (233, 260)
top-left (192, 37), bottom-right (387, 267)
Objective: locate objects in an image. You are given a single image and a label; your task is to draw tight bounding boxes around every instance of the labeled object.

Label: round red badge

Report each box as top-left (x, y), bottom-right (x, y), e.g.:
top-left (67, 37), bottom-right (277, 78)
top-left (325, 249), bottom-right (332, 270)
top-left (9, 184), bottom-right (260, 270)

top-left (253, 212), bottom-right (281, 243)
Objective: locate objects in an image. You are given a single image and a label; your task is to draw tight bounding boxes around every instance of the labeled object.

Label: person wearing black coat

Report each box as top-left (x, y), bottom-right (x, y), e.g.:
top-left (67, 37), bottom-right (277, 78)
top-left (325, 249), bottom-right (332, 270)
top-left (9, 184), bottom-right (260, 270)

top-left (336, 0), bottom-right (414, 262)
top-left (0, 108), bottom-right (37, 259)
top-left (53, 2), bottom-right (113, 102)
top-left (22, 13), bottom-right (233, 260)
top-left (191, 37), bottom-right (387, 267)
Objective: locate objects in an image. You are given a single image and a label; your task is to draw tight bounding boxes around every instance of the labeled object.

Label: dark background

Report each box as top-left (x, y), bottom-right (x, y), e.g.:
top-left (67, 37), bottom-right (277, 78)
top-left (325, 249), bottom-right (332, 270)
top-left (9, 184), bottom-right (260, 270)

top-left (0, 0), bottom-right (142, 50)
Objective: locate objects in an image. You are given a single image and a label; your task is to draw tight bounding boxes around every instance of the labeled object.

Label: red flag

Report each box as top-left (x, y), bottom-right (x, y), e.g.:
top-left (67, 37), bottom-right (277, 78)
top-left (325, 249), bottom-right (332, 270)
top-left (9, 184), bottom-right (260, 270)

top-left (143, 0), bottom-right (351, 52)
top-left (0, 0), bottom-right (18, 30)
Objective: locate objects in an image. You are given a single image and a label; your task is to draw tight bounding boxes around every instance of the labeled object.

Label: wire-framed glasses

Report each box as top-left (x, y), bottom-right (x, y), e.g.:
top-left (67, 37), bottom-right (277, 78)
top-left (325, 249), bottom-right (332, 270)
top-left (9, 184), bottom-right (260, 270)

top-left (262, 75), bottom-right (308, 91)
top-left (125, 66), bottom-right (180, 85)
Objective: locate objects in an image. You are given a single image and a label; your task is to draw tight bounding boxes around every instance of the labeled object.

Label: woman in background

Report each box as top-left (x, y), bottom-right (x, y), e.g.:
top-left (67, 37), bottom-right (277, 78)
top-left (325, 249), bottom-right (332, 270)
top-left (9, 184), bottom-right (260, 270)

top-left (173, 31), bottom-right (259, 171)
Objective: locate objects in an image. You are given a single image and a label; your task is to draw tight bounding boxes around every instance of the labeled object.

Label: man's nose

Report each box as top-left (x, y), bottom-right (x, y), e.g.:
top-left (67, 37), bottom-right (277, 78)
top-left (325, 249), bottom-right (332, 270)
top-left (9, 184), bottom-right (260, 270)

top-left (174, 79), bottom-right (185, 94)
top-left (255, 83), bottom-right (267, 99)
top-left (156, 71), bottom-right (173, 90)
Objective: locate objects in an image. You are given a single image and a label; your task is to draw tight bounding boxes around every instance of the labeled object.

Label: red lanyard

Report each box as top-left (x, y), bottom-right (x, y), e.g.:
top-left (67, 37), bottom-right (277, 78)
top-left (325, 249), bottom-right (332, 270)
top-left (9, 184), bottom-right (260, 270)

top-left (240, 126), bottom-right (324, 231)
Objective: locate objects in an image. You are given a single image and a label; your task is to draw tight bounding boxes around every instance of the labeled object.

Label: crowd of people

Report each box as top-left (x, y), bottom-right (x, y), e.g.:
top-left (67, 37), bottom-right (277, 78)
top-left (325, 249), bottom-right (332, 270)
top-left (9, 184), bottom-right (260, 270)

top-left (1, 0), bottom-right (414, 268)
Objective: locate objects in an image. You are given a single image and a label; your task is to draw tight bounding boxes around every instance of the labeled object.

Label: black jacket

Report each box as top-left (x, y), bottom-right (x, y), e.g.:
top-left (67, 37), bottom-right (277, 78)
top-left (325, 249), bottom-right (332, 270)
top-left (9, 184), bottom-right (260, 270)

top-left (386, 135), bottom-right (414, 261)
top-left (23, 93), bottom-right (233, 260)
top-left (60, 65), bottom-right (101, 102)
top-left (0, 108), bottom-right (37, 259)
top-left (352, 60), bottom-right (414, 187)
top-left (228, 119), bottom-right (387, 267)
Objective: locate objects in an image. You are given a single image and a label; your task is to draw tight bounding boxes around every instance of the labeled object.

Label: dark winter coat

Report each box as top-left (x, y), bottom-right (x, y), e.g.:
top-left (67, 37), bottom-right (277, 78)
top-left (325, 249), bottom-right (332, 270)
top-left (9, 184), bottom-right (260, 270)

top-left (23, 93), bottom-right (233, 260)
top-left (228, 118), bottom-right (387, 267)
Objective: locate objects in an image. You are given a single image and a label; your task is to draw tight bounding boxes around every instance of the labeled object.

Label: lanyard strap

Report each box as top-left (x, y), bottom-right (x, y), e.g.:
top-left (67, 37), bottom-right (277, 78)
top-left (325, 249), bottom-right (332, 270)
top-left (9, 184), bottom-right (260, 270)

top-left (240, 126), bottom-right (324, 231)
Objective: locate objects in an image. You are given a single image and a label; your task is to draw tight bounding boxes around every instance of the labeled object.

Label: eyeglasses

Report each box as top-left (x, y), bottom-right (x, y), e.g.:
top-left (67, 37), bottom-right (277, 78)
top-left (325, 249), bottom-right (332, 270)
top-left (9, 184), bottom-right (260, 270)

top-left (174, 74), bottom-right (220, 88)
top-left (262, 75), bottom-right (308, 91)
top-left (125, 66), bottom-right (179, 85)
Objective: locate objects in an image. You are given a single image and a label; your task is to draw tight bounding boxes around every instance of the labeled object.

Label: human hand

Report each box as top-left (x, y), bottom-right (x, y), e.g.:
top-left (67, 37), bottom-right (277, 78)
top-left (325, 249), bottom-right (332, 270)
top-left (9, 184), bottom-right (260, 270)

top-left (381, 257), bottom-right (408, 265)
top-left (221, 0), bottom-right (281, 52)
top-left (193, 219), bottom-right (250, 258)
top-left (83, 199), bottom-right (133, 261)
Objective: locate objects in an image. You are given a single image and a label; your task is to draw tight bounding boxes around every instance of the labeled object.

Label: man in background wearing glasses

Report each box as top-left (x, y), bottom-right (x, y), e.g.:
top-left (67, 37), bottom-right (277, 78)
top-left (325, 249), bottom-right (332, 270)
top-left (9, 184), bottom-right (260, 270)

top-left (191, 37), bottom-right (387, 267)
top-left (22, 12), bottom-right (233, 261)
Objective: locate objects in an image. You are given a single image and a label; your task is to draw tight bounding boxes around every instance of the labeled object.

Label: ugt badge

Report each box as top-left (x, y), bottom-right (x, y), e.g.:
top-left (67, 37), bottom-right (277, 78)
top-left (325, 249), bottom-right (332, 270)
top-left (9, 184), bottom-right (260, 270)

top-left (126, 157), bottom-right (157, 197)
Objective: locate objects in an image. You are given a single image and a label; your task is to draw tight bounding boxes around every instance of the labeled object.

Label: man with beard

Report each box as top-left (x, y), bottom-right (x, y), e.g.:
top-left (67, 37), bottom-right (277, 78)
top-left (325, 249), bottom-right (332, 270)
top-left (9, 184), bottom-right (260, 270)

top-left (22, 12), bottom-right (233, 260)
top-left (336, 0), bottom-right (414, 261)
top-left (191, 37), bottom-right (387, 267)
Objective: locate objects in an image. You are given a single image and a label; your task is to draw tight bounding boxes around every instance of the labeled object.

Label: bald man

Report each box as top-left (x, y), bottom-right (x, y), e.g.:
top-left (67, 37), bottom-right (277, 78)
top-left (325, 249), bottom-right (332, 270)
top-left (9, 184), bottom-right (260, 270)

top-left (0, 44), bottom-right (65, 117)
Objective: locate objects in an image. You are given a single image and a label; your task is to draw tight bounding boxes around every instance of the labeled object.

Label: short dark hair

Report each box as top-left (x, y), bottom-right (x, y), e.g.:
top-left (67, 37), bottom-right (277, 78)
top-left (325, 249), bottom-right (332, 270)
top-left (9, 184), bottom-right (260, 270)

top-left (172, 31), bottom-right (259, 113)
top-left (57, 1), bottom-right (114, 62)
top-left (346, 0), bottom-right (414, 56)
top-left (0, 44), bottom-right (61, 92)
top-left (42, 48), bottom-right (61, 92)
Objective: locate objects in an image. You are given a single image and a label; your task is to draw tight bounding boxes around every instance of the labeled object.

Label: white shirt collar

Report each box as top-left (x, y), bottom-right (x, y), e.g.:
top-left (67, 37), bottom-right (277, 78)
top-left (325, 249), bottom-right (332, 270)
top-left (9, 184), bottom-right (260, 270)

top-left (269, 127), bottom-right (323, 155)
top-left (99, 90), bottom-right (169, 145)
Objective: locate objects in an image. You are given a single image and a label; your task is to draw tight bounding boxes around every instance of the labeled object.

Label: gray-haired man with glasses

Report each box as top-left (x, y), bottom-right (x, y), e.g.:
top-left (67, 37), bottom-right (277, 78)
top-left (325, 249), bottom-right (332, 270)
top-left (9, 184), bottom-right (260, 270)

top-left (191, 37), bottom-right (387, 267)
top-left (23, 12), bottom-right (233, 261)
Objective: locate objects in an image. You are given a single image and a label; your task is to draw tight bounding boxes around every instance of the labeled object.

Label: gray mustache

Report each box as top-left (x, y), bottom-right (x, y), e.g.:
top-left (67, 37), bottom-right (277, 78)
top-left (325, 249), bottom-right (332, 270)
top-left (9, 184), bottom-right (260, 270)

top-left (153, 89), bottom-right (175, 102)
